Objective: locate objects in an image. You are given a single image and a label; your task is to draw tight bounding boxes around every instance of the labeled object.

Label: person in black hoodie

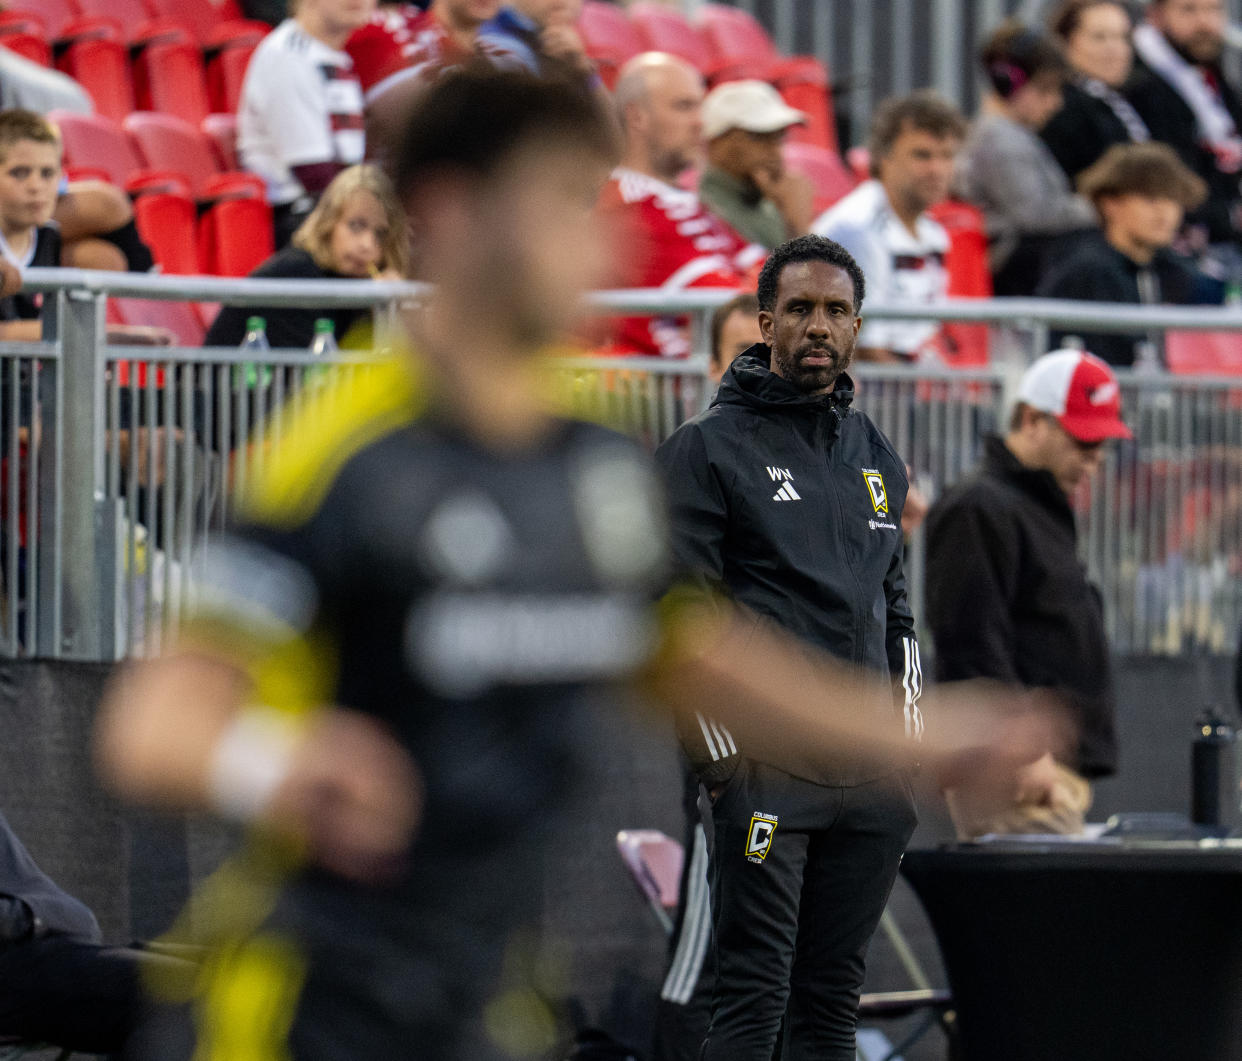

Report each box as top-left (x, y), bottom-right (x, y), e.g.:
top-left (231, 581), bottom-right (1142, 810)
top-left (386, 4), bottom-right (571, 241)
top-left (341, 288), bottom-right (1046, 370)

top-left (653, 235), bottom-right (922, 1061)
top-left (1125, 0), bottom-right (1242, 254)
top-left (1036, 141), bottom-right (1216, 367)
top-left (925, 349), bottom-right (1131, 839)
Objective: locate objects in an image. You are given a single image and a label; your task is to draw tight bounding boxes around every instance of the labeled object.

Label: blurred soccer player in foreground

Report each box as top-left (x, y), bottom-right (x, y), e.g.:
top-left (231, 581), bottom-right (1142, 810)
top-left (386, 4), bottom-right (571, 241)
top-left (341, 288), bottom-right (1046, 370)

top-left (96, 69), bottom-right (1063, 1061)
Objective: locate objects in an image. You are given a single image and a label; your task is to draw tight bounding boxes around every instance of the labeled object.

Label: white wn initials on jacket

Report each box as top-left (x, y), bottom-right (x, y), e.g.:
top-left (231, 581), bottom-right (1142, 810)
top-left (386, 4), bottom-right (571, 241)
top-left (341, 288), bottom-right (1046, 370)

top-left (768, 466), bottom-right (800, 502)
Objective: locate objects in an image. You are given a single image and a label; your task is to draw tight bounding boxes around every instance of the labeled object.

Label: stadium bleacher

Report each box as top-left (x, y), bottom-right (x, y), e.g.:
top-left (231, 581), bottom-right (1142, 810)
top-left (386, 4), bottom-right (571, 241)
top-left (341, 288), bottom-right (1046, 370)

top-left (18, 0), bottom-right (263, 282)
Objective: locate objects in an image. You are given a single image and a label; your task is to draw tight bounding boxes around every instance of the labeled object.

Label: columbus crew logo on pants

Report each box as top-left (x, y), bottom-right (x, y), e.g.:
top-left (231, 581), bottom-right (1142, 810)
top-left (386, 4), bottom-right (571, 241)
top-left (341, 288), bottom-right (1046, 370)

top-left (745, 813), bottom-right (778, 863)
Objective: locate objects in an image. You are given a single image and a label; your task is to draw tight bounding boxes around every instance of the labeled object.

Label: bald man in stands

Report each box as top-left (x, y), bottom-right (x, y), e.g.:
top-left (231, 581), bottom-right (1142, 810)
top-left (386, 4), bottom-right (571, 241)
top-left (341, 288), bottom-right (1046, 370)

top-left (598, 53), bottom-right (761, 358)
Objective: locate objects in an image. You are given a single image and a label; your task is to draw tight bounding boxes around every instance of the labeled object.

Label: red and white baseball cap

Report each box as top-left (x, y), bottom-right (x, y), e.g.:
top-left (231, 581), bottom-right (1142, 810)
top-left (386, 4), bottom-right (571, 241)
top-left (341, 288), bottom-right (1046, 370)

top-left (1018, 349), bottom-right (1132, 442)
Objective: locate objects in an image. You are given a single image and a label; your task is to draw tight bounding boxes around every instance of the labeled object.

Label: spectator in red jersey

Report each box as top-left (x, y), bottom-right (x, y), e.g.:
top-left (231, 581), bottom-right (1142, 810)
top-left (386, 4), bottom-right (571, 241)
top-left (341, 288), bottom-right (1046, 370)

top-left (239, 0), bottom-right (374, 248)
top-left (599, 53), bottom-right (762, 358)
top-left (346, 0), bottom-right (507, 159)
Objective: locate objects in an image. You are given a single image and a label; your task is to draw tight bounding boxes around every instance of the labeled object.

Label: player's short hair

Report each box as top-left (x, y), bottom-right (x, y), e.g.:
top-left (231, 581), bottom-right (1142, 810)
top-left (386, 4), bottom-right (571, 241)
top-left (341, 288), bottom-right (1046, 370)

top-left (0, 110), bottom-right (61, 166)
top-left (1077, 142), bottom-right (1208, 209)
top-left (293, 164), bottom-right (411, 277)
top-left (1047, 0), bottom-right (1134, 42)
top-left (868, 90), bottom-right (966, 174)
top-left (391, 67), bottom-right (615, 199)
top-left (710, 292), bottom-right (760, 362)
top-left (757, 235), bottom-right (866, 315)
top-left (980, 19), bottom-right (1069, 99)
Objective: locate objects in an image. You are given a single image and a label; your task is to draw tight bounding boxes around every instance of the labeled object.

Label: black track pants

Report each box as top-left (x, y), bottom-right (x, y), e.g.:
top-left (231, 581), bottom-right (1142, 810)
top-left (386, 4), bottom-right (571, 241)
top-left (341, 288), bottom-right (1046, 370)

top-left (700, 762), bottom-right (917, 1061)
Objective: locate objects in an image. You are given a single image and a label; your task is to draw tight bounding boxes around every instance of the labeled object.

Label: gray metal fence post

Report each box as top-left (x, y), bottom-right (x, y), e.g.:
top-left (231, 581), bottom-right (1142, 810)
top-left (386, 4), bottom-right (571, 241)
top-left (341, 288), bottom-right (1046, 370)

top-left (57, 286), bottom-right (112, 660)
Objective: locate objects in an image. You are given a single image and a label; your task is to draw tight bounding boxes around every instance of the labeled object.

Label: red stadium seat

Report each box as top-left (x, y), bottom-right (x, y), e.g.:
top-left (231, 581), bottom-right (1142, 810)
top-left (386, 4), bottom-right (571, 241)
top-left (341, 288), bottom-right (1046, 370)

top-left (0, 11), bottom-right (52, 63)
top-left (628, 3), bottom-right (714, 73)
top-left (201, 113), bottom-right (239, 171)
top-left (49, 110), bottom-right (146, 187)
top-left (131, 187), bottom-right (200, 274)
top-left (63, 164), bottom-right (114, 183)
top-left (198, 174), bottom-right (271, 276)
top-left (781, 141), bottom-right (854, 216)
top-left (144, 0), bottom-right (244, 42)
top-left (200, 198), bottom-right (273, 276)
top-left (110, 298), bottom-right (206, 347)
top-left (133, 38), bottom-right (211, 125)
top-left (124, 111), bottom-right (223, 198)
top-left (696, 4), bottom-right (780, 67)
top-left (0, 34), bottom-right (51, 66)
top-left (16, 0), bottom-right (76, 39)
top-left (72, 0), bottom-right (156, 41)
top-left (926, 199), bottom-right (992, 367)
top-left (204, 18), bottom-right (269, 48)
top-left (130, 17), bottom-right (195, 47)
top-left (55, 19), bottom-right (135, 123)
top-left (206, 39), bottom-right (258, 114)
top-left (1165, 333), bottom-right (1242, 375)
top-left (774, 57), bottom-right (836, 152)
top-left (577, 1), bottom-right (645, 89)
top-left (0, 10), bottom-right (45, 35)
top-left (201, 171), bottom-right (265, 200)
top-left (204, 18), bottom-right (267, 112)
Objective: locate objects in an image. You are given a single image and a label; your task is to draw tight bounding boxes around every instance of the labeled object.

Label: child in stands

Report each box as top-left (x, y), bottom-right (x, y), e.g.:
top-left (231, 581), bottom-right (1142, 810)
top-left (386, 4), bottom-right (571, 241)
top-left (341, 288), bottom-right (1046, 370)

top-left (0, 109), bottom-right (63, 338)
top-left (0, 109), bottom-right (165, 344)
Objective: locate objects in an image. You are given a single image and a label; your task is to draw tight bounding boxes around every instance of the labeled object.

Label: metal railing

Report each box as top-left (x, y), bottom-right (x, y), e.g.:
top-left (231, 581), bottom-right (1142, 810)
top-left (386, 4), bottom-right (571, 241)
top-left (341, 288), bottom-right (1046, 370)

top-left (8, 268), bottom-right (1242, 661)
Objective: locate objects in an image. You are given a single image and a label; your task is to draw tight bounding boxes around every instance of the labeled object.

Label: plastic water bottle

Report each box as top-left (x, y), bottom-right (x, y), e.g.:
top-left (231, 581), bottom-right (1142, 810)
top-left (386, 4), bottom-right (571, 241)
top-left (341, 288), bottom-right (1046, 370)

top-left (309, 318), bottom-right (338, 356)
top-left (241, 316), bottom-right (269, 351)
top-left (237, 315), bottom-right (271, 388)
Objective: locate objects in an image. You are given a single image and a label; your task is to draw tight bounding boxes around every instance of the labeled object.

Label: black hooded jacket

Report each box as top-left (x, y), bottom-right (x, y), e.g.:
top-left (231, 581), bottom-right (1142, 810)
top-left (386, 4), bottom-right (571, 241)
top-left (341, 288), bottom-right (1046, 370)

top-left (924, 436), bottom-right (1118, 778)
top-left (654, 346), bottom-right (922, 788)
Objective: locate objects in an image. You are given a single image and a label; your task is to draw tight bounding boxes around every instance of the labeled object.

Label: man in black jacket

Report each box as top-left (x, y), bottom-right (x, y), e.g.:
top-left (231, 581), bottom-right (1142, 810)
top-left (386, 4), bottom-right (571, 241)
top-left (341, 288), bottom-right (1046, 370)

top-left (1036, 141), bottom-right (1216, 367)
top-left (653, 235), bottom-right (922, 1061)
top-left (925, 349), bottom-right (1130, 838)
top-left (1126, 0), bottom-right (1242, 252)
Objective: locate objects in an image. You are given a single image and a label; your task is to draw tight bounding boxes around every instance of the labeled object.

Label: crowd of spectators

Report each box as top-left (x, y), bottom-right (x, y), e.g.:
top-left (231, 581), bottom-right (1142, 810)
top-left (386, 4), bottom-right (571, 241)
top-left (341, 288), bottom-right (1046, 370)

top-left (581, 0), bottom-right (1242, 373)
top-left (3, 0), bottom-right (1242, 372)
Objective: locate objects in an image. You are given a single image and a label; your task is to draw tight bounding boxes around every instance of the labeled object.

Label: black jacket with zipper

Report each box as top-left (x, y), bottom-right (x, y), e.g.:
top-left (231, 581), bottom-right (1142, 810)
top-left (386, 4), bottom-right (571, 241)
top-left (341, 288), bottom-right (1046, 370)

top-left (924, 435), bottom-right (1118, 778)
top-left (654, 346), bottom-right (923, 788)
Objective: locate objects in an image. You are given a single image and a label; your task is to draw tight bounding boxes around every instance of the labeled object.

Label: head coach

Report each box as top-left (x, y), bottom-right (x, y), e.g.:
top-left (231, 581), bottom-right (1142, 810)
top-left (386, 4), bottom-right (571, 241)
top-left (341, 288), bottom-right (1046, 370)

top-left (653, 234), bottom-right (923, 1061)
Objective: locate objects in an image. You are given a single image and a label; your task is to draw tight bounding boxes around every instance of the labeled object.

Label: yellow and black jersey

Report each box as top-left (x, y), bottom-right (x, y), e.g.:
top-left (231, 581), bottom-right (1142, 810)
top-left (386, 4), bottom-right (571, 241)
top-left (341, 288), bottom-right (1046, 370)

top-left (166, 355), bottom-right (673, 1059)
top-left (192, 354), bottom-right (671, 852)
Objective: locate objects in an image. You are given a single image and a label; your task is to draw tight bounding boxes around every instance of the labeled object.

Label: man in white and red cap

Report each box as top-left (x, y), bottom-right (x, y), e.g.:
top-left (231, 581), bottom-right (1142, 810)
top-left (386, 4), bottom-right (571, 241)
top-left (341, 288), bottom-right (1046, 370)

top-left (924, 349), bottom-right (1132, 838)
top-left (697, 79), bottom-right (814, 249)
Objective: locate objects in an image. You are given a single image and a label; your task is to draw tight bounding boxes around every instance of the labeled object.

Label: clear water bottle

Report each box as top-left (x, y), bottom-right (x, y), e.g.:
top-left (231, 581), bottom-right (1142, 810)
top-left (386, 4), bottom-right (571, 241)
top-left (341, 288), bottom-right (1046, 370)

top-left (237, 315), bottom-right (271, 388)
top-left (309, 318), bottom-right (338, 356)
top-left (241, 316), bottom-right (269, 351)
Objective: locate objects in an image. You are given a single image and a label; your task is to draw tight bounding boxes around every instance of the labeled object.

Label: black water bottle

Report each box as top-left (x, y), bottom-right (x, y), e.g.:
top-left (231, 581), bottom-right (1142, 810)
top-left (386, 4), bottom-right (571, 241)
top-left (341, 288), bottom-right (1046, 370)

top-left (1191, 709), bottom-right (1238, 829)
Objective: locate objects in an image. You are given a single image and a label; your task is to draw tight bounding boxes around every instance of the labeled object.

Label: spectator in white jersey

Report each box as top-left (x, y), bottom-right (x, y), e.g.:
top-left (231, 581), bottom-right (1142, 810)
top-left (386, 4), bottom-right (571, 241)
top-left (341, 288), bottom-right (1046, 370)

top-left (812, 91), bottom-right (966, 362)
top-left (239, 0), bottom-right (374, 248)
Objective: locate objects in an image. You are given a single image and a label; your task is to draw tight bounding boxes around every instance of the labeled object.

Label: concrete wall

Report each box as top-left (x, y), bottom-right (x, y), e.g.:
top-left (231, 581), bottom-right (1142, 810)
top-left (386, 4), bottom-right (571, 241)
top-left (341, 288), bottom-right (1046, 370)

top-left (0, 654), bottom-right (1235, 1056)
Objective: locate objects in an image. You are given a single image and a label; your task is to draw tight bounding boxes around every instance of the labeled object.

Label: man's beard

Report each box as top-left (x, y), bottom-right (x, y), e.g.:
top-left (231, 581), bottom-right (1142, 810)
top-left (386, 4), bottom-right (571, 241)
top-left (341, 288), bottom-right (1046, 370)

top-left (1168, 29), bottom-right (1224, 67)
top-left (771, 339), bottom-right (854, 395)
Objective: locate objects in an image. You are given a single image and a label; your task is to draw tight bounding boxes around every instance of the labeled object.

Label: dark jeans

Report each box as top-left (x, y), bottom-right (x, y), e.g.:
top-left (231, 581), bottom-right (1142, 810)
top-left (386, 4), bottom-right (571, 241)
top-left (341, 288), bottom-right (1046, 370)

top-left (700, 763), bottom-right (917, 1061)
top-left (0, 935), bottom-right (174, 1053)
